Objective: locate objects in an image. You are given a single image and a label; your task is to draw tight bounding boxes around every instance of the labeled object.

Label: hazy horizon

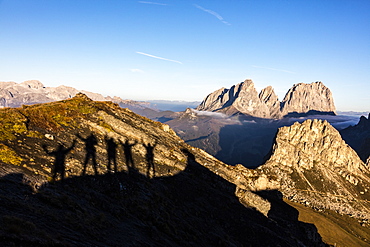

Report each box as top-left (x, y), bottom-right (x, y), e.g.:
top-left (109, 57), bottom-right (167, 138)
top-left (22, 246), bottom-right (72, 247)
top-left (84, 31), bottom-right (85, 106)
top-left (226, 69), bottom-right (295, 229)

top-left (0, 0), bottom-right (369, 111)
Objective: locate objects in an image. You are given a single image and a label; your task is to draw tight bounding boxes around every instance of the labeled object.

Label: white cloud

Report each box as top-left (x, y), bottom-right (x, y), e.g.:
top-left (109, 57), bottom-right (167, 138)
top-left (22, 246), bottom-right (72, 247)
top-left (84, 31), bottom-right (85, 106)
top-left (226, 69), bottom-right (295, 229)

top-left (136, 51), bottom-right (182, 64)
top-left (194, 4), bottom-right (231, 25)
top-left (252, 65), bottom-right (295, 74)
top-left (129, 69), bottom-right (145, 73)
top-left (138, 1), bottom-right (167, 6)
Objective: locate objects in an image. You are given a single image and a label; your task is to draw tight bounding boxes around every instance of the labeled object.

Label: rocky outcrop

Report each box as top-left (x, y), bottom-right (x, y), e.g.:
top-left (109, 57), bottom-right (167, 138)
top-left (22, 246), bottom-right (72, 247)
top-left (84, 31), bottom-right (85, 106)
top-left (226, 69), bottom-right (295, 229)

top-left (259, 86), bottom-right (281, 118)
top-left (280, 81), bottom-right (336, 117)
top-left (197, 80), bottom-right (271, 118)
top-left (258, 119), bottom-right (370, 220)
top-left (196, 80), bottom-right (336, 119)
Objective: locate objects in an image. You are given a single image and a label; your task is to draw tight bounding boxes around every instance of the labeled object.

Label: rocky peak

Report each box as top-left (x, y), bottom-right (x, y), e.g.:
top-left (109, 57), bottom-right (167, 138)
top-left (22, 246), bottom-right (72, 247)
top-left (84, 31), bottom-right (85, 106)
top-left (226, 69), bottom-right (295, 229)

top-left (232, 80), bottom-right (270, 118)
top-left (197, 79), bottom-right (271, 118)
top-left (20, 80), bottom-right (45, 89)
top-left (280, 81), bottom-right (336, 116)
top-left (259, 119), bottom-right (370, 219)
top-left (196, 80), bottom-right (336, 119)
top-left (259, 86), bottom-right (281, 118)
top-left (73, 92), bottom-right (93, 101)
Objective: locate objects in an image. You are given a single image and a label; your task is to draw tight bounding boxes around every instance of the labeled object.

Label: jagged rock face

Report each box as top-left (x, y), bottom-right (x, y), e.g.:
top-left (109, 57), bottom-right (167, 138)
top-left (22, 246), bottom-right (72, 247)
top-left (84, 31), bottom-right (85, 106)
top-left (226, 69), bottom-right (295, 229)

top-left (259, 86), bottom-right (281, 118)
top-left (258, 119), bottom-right (370, 220)
top-left (197, 80), bottom-right (336, 119)
top-left (0, 96), bottom-right (327, 246)
top-left (197, 79), bottom-right (271, 118)
top-left (280, 81), bottom-right (336, 116)
top-left (232, 80), bottom-right (271, 118)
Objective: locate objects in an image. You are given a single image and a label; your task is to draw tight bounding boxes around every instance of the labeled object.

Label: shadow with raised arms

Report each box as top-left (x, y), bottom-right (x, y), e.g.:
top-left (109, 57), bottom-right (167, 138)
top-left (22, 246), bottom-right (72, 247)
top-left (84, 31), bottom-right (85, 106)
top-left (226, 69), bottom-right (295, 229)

top-left (0, 148), bottom-right (327, 246)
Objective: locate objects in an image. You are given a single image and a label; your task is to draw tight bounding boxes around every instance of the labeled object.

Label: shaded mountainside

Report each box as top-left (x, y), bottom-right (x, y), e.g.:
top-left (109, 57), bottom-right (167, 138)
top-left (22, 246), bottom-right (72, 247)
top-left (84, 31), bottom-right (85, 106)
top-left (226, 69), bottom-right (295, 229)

top-left (164, 109), bottom-right (357, 168)
top-left (0, 94), bottom-right (327, 246)
top-left (340, 113), bottom-right (370, 163)
top-left (196, 80), bottom-right (336, 119)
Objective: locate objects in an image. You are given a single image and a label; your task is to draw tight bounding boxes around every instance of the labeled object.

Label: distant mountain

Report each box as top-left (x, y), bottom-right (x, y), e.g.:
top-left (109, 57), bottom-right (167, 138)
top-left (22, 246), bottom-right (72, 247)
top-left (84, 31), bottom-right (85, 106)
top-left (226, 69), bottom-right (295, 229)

top-left (0, 80), bottom-right (157, 115)
top-left (196, 79), bottom-right (336, 119)
top-left (341, 113), bottom-right (370, 163)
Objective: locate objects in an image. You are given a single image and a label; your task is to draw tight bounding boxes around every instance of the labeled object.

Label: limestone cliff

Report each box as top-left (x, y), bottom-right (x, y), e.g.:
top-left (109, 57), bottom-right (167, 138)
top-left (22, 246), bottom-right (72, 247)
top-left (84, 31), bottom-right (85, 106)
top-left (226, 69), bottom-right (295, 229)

top-left (196, 80), bottom-right (336, 119)
top-left (280, 81), bottom-right (336, 116)
top-left (259, 86), bottom-right (281, 119)
top-left (257, 119), bottom-right (370, 220)
top-left (197, 79), bottom-right (271, 118)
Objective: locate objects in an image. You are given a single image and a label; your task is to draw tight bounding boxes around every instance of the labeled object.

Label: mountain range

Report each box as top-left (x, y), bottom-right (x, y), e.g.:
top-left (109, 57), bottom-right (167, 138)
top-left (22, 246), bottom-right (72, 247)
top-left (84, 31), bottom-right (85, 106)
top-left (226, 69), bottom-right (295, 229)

top-left (197, 79), bottom-right (336, 119)
top-left (1, 79), bottom-right (370, 245)
top-left (0, 94), bottom-right (369, 246)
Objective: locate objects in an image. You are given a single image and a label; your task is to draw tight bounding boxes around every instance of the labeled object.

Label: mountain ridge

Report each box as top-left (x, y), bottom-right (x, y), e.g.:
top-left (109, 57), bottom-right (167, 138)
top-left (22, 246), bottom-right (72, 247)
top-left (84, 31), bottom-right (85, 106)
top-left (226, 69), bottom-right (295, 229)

top-left (0, 94), bottom-right (329, 246)
top-left (197, 79), bottom-right (336, 119)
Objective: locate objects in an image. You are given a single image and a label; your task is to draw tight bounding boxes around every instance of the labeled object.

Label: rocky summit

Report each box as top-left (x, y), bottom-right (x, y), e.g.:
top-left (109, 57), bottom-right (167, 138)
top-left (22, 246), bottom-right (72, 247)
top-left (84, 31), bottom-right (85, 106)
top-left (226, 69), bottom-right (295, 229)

top-left (0, 94), bottom-right (328, 246)
top-left (196, 80), bottom-right (336, 119)
top-left (257, 119), bottom-right (370, 221)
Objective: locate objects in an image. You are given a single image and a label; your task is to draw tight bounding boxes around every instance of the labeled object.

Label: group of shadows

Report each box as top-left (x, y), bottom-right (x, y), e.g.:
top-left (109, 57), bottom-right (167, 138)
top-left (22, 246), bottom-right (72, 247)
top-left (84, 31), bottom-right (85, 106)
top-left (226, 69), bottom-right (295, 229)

top-left (0, 144), bottom-right (327, 246)
top-left (43, 133), bottom-right (157, 181)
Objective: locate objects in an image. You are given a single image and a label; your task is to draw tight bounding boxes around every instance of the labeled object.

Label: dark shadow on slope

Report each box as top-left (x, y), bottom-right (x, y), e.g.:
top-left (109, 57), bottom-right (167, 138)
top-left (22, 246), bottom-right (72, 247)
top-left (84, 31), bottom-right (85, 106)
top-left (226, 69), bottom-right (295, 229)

top-left (340, 113), bottom-right (370, 162)
top-left (77, 133), bottom-right (99, 176)
top-left (120, 139), bottom-right (137, 172)
top-left (216, 120), bottom-right (278, 168)
top-left (105, 137), bottom-right (118, 173)
top-left (255, 190), bottom-right (324, 244)
top-left (43, 140), bottom-right (76, 181)
top-left (0, 152), bottom-right (327, 246)
top-left (284, 110), bottom-right (336, 118)
top-left (143, 141), bottom-right (157, 179)
top-left (185, 134), bottom-right (212, 143)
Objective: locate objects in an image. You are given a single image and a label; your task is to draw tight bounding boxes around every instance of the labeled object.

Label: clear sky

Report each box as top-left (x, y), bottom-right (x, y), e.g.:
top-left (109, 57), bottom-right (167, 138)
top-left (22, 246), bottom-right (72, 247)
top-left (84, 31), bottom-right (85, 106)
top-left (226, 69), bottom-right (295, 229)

top-left (0, 0), bottom-right (369, 111)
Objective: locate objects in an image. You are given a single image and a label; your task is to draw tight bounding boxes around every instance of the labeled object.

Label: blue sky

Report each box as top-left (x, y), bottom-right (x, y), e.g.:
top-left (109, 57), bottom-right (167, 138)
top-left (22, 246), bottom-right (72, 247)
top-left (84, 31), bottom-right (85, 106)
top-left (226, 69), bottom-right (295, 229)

top-left (0, 0), bottom-right (369, 111)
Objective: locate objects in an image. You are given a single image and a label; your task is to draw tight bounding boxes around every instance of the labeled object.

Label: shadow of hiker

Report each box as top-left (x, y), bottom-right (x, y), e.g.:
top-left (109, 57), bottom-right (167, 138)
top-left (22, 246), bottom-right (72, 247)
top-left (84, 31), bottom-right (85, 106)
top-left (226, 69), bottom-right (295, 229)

top-left (143, 141), bottom-right (157, 178)
top-left (43, 140), bottom-right (76, 182)
top-left (0, 153), bottom-right (327, 246)
top-left (105, 136), bottom-right (118, 173)
top-left (120, 139), bottom-right (137, 173)
top-left (77, 133), bottom-right (98, 176)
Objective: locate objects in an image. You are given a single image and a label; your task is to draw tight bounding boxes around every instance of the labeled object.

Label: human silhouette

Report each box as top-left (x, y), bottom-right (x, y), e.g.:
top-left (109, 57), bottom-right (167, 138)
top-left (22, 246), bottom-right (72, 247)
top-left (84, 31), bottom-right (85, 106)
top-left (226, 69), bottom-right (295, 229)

top-left (77, 133), bottom-right (98, 175)
top-left (105, 136), bottom-right (118, 173)
top-left (181, 148), bottom-right (195, 164)
top-left (120, 139), bottom-right (137, 171)
top-left (143, 141), bottom-right (157, 178)
top-left (43, 140), bottom-right (76, 182)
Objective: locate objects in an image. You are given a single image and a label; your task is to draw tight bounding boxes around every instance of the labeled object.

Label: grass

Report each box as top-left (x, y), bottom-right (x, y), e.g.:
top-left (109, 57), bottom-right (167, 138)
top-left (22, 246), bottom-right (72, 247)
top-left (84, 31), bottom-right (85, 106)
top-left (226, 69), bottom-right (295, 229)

top-left (0, 143), bottom-right (23, 166)
top-left (286, 199), bottom-right (370, 247)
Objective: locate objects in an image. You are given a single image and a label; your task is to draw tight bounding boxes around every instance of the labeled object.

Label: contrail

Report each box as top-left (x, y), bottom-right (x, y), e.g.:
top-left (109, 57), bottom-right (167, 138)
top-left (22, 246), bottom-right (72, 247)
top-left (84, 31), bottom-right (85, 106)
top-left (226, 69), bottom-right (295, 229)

top-left (194, 4), bottom-right (230, 25)
top-left (136, 52), bottom-right (182, 64)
